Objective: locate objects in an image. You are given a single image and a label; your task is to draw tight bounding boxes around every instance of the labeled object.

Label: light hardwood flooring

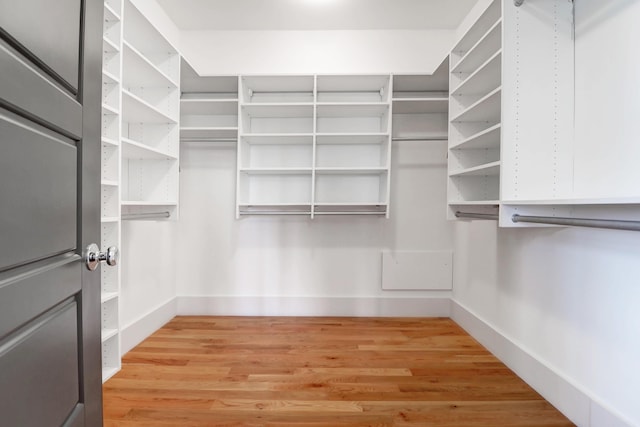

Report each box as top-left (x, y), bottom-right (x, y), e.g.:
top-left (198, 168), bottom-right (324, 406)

top-left (103, 316), bottom-right (574, 426)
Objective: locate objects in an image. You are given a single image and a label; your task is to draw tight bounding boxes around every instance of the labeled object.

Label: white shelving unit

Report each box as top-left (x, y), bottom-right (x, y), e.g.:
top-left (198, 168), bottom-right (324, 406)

top-left (392, 59), bottom-right (450, 142)
top-left (180, 60), bottom-right (239, 145)
top-left (447, 0), bottom-right (502, 218)
top-left (447, 0), bottom-right (575, 223)
top-left (121, 0), bottom-right (180, 220)
top-left (236, 75), bottom-right (392, 218)
top-left (100, 0), bottom-right (122, 383)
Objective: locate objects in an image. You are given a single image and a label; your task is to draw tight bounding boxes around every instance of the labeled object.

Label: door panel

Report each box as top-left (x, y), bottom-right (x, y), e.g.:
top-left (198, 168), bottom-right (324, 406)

top-left (0, 299), bottom-right (80, 427)
top-left (0, 0), bottom-right (81, 91)
top-left (0, 254), bottom-right (80, 338)
top-left (0, 42), bottom-right (83, 137)
top-left (0, 109), bottom-right (77, 271)
top-left (0, 0), bottom-right (103, 425)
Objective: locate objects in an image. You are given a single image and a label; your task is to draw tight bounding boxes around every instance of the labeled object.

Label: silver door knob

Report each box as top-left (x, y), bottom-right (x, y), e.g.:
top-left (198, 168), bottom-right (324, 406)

top-left (85, 243), bottom-right (119, 271)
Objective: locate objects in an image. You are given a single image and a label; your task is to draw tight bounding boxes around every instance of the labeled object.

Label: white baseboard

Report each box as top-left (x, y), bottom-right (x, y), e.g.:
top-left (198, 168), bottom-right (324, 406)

top-left (451, 300), bottom-right (634, 427)
top-left (177, 295), bottom-right (451, 317)
top-left (120, 297), bottom-right (177, 355)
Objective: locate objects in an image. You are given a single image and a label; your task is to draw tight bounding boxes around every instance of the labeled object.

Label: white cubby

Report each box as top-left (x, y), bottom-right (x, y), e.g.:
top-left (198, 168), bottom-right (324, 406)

top-left (236, 75), bottom-right (392, 217)
top-left (392, 59), bottom-right (449, 141)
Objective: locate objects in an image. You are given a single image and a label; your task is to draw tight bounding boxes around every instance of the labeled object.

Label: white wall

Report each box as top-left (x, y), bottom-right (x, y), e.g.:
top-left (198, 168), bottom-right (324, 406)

top-left (180, 30), bottom-right (454, 75)
top-left (452, 1), bottom-right (640, 425)
top-left (175, 140), bottom-right (454, 313)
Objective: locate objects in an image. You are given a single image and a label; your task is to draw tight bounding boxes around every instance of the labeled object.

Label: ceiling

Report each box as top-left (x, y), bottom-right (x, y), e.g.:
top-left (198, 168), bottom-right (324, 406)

top-left (156, 0), bottom-right (479, 31)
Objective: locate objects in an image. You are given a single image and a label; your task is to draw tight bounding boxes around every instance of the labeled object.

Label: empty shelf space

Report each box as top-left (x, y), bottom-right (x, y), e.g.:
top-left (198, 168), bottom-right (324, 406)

top-left (242, 104), bottom-right (314, 117)
top-left (451, 87), bottom-right (501, 123)
top-left (123, 41), bottom-right (178, 88)
top-left (451, 124), bottom-right (501, 150)
top-left (103, 36), bottom-right (119, 54)
top-left (451, 0), bottom-right (501, 61)
top-left (451, 50), bottom-right (502, 96)
top-left (449, 161), bottom-right (501, 177)
top-left (102, 70), bottom-right (120, 85)
top-left (452, 19), bottom-right (502, 75)
top-left (181, 127), bottom-right (238, 139)
top-left (102, 137), bottom-right (119, 147)
top-left (449, 200), bottom-right (500, 206)
top-left (392, 98), bottom-right (448, 114)
top-left (121, 137), bottom-right (177, 160)
top-left (104, 2), bottom-right (121, 21)
top-left (101, 292), bottom-right (119, 304)
top-left (316, 103), bottom-right (389, 117)
top-left (316, 134), bottom-right (389, 145)
top-left (121, 201), bottom-right (178, 207)
top-left (101, 179), bottom-right (119, 187)
top-left (241, 134), bottom-right (313, 145)
top-left (180, 98), bottom-right (238, 115)
top-left (122, 90), bottom-right (177, 124)
top-left (102, 103), bottom-right (119, 115)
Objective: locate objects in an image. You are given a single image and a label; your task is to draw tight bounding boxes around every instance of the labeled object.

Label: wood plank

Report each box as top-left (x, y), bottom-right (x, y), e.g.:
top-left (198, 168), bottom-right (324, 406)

top-left (104, 316), bottom-right (574, 426)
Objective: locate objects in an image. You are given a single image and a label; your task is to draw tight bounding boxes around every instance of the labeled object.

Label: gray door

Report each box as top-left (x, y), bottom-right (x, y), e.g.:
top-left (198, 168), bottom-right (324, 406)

top-left (0, 0), bottom-right (104, 425)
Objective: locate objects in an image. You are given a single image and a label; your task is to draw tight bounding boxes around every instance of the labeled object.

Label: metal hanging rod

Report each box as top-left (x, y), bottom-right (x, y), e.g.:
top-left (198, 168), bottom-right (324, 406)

top-left (511, 215), bottom-right (640, 232)
top-left (455, 211), bottom-right (499, 220)
top-left (122, 211), bottom-right (171, 221)
top-left (392, 136), bottom-right (448, 142)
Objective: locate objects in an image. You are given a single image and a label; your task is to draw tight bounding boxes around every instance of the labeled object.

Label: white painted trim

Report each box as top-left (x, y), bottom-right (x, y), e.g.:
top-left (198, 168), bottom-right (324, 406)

top-left (451, 300), bottom-right (634, 427)
top-left (177, 296), bottom-right (451, 317)
top-left (120, 297), bottom-right (177, 355)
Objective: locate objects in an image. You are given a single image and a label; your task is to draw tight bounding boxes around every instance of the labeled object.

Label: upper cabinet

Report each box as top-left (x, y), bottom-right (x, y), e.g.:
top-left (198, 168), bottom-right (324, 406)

top-left (120, 0), bottom-right (180, 220)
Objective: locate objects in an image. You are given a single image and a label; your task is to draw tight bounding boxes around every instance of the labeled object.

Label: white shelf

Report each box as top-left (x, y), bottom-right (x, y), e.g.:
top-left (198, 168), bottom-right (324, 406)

top-left (450, 87), bottom-right (501, 123)
top-left (501, 198), bottom-right (640, 205)
top-left (316, 103), bottom-right (389, 117)
top-left (392, 98), bottom-right (448, 114)
top-left (451, 50), bottom-right (502, 96)
top-left (102, 70), bottom-right (120, 85)
top-left (121, 201), bottom-right (178, 206)
top-left (102, 328), bottom-right (118, 342)
top-left (241, 134), bottom-right (313, 145)
top-left (242, 104), bottom-right (314, 118)
top-left (315, 167), bottom-right (388, 175)
top-left (101, 179), bottom-right (119, 187)
top-left (451, 0), bottom-right (501, 61)
top-left (181, 127), bottom-right (238, 139)
top-left (102, 103), bottom-right (119, 116)
top-left (102, 366), bottom-right (119, 383)
top-left (104, 2), bottom-right (121, 21)
top-left (316, 134), bottom-right (389, 144)
top-left (449, 200), bottom-right (500, 206)
top-left (101, 137), bottom-right (119, 147)
top-left (240, 168), bottom-right (312, 175)
top-left (123, 41), bottom-right (178, 88)
top-left (103, 36), bottom-right (119, 53)
top-left (451, 124), bottom-right (501, 150)
top-left (101, 292), bottom-right (119, 304)
top-left (122, 89), bottom-right (177, 124)
top-left (101, 216), bottom-right (120, 223)
top-left (449, 161), bottom-right (501, 177)
top-left (180, 98), bottom-right (238, 115)
top-left (452, 19), bottom-right (502, 75)
top-left (121, 137), bottom-right (177, 160)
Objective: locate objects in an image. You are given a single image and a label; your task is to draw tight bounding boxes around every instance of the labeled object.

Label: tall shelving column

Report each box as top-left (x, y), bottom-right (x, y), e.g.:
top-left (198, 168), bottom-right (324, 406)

top-left (447, 0), bottom-right (502, 219)
top-left (315, 75), bottom-right (392, 217)
top-left (237, 76), bottom-right (315, 217)
top-left (121, 0), bottom-right (180, 220)
top-left (101, 0), bottom-right (123, 382)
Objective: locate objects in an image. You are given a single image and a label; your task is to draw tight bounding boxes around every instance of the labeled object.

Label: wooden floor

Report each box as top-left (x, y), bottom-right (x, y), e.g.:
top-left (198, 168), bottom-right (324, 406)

top-left (103, 316), bottom-right (574, 426)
